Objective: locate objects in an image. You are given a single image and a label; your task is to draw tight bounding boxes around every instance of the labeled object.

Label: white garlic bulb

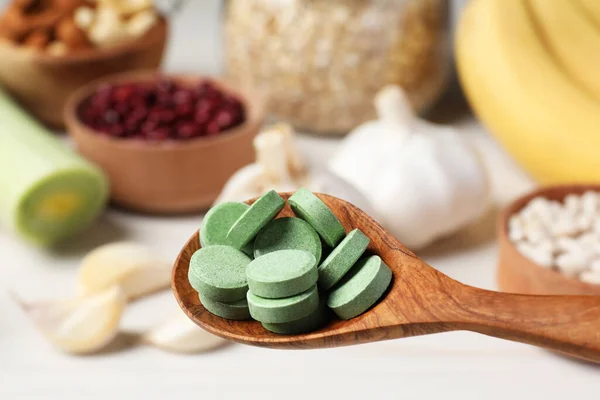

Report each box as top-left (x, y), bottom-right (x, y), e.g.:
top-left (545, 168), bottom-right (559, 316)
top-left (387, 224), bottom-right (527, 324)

top-left (214, 123), bottom-right (373, 213)
top-left (329, 85), bottom-right (490, 249)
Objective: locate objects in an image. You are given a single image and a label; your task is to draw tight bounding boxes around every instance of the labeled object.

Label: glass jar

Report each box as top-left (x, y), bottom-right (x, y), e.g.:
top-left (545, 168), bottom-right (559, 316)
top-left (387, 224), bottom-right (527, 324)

top-left (223, 0), bottom-right (450, 135)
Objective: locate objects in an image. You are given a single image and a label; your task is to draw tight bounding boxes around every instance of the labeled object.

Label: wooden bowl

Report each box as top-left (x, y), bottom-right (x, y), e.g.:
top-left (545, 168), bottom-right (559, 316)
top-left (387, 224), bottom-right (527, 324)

top-left (498, 184), bottom-right (600, 296)
top-left (0, 17), bottom-right (168, 129)
top-left (64, 71), bottom-right (264, 215)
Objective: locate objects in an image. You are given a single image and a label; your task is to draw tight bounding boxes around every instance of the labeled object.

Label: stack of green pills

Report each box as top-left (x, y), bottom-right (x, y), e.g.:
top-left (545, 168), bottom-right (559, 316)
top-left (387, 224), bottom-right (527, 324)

top-left (188, 188), bottom-right (392, 335)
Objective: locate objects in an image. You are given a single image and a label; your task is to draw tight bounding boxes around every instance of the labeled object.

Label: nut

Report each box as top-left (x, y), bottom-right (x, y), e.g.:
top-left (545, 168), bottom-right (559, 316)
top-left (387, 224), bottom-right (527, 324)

top-left (54, 0), bottom-right (86, 11)
top-left (99, 0), bottom-right (153, 17)
top-left (22, 28), bottom-right (49, 49)
top-left (0, 5), bottom-right (30, 40)
top-left (56, 16), bottom-right (93, 50)
top-left (126, 9), bottom-right (157, 38)
top-left (223, 0), bottom-right (449, 134)
top-left (73, 6), bottom-right (95, 30)
top-left (14, 0), bottom-right (38, 10)
top-left (46, 40), bottom-right (68, 55)
top-left (87, 5), bottom-right (129, 47)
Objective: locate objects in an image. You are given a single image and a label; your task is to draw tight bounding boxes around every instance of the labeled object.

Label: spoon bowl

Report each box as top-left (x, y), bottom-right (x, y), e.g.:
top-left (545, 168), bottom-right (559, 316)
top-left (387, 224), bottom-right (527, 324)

top-left (172, 193), bottom-right (600, 362)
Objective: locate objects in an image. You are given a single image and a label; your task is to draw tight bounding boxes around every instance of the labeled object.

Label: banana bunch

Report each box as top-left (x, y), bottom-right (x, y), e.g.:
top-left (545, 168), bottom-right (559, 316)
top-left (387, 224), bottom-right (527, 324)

top-left (455, 0), bottom-right (600, 184)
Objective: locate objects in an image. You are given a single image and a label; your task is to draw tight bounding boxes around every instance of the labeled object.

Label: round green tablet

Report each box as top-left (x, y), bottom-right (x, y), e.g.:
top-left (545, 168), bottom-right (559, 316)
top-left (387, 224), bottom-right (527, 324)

top-left (288, 188), bottom-right (345, 248)
top-left (253, 217), bottom-right (322, 262)
top-left (247, 285), bottom-right (319, 324)
top-left (246, 249), bottom-right (318, 299)
top-left (262, 297), bottom-right (329, 335)
top-left (318, 229), bottom-right (370, 291)
top-left (199, 202), bottom-right (253, 257)
top-left (327, 255), bottom-right (392, 320)
top-left (199, 294), bottom-right (251, 321)
top-left (188, 245), bottom-right (251, 302)
top-left (227, 190), bottom-right (286, 250)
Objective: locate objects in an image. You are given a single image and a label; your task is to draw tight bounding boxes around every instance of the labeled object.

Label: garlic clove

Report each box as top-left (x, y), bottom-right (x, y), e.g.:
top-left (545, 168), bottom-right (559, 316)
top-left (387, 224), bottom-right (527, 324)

top-left (142, 312), bottom-right (228, 354)
top-left (15, 286), bottom-right (126, 355)
top-left (77, 242), bottom-right (171, 301)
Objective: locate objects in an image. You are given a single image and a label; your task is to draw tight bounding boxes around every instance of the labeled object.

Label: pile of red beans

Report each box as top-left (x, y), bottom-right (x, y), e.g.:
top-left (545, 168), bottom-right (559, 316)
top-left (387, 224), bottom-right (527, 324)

top-left (78, 79), bottom-right (246, 141)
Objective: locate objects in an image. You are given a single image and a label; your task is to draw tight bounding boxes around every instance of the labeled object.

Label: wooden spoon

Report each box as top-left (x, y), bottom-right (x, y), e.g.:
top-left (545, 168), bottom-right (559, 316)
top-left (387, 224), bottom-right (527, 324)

top-left (172, 193), bottom-right (600, 363)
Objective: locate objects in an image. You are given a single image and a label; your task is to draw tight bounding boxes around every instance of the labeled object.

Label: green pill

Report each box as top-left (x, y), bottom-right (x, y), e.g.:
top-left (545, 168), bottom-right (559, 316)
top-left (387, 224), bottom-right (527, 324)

top-left (318, 229), bottom-right (370, 291)
top-left (200, 202), bottom-right (253, 257)
top-left (227, 190), bottom-right (286, 250)
top-left (288, 188), bottom-right (345, 247)
top-left (188, 245), bottom-right (251, 302)
top-left (247, 285), bottom-right (319, 324)
top-left (262, 297), bottom-right (329, 335)
top-left (246, 249), bottom-right (318, 299)
top-left (253, 217), bottom-right (322, 262)
top-left (327, 255), bottom-right (392, 320)
top-left (199, 294), bottom-right (251, 321)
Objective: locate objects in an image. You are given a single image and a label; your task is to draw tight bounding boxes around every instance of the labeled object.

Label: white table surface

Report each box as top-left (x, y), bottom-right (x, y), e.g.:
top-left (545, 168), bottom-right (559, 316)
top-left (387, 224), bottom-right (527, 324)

top-left (1, 2), bottom-right (599, 399)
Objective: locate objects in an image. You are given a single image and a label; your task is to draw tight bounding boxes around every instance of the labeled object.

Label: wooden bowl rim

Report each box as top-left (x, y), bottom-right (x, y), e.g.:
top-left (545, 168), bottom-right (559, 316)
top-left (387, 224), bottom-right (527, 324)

top-left (64, 70), bottom-right (266, 152)
top-left (0, 15), bottom-right (168, 65)
top-left (499, 184), bottom-right (600, 291)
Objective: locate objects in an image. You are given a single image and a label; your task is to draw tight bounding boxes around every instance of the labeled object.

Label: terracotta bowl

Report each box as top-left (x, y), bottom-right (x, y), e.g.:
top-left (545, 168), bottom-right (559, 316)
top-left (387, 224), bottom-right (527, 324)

top-left (0, 17), bottom-right (168, 129)
top-left (64, 71), bottom-right (264, 215)
top-left (498, 184), bottom-right (600, 296)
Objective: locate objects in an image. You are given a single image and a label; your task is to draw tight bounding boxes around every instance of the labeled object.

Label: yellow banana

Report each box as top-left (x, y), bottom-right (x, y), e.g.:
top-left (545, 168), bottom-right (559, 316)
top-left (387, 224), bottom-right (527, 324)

top-left (455, 0), bottom-right (600, 184)
top-left (528, 0), bottom-right (600, 100)
top-left (574, 0), bottom-right (600, 29)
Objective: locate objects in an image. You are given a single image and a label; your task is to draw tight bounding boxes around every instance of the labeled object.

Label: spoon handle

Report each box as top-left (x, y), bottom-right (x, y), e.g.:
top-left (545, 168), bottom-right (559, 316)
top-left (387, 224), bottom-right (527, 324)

top-left (453, 286), bottom-right (600, 362)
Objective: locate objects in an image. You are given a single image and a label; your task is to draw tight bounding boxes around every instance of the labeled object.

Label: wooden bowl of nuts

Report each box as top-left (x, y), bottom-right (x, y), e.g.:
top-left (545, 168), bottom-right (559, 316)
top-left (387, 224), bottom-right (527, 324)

top-left (498, 185), bottom-right (600, 296)
top-left (64, 70), bottom-right (264, 214)
top-left (0, 0), bottom-right (168, 129)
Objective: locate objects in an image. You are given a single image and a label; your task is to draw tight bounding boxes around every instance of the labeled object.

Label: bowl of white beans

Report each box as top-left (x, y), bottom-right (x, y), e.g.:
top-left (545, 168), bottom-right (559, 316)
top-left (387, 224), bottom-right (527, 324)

top-left (498, 185), bottom-right (600, 296)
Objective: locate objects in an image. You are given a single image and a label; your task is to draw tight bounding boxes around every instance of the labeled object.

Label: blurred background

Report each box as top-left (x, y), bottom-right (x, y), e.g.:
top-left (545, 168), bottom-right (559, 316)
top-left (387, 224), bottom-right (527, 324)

top-left (1, 0), bottom-right (599, 399)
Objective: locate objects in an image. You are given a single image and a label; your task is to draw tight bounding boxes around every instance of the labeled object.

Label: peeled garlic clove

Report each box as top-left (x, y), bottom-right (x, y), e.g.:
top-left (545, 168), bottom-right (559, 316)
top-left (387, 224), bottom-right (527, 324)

top-left (143, 312), bottom-right (227, 353)
top-left (16, 286), bottom-right (126, 355)
top-left (78, 242), bottom-right (171, 301)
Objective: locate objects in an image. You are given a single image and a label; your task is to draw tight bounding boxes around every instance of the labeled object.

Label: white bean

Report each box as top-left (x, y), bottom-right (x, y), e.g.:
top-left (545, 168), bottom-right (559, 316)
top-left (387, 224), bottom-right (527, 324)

top-left (555, 251), bottom-right (589, 277)
top-left (509, 193), bottom-right (600, 282)
top-left (579, 270), bottom-right (600, 285)
top-left (516, 242), bottom-right (553, 268)
top-left (556, 236), bottom-right (580, 254)
top-left (508, 215), bottom-right (524, 242)
top-left (590, 259), bottom-right (600, 272)
top-left (565, 194), bottom-right (581, 214)
top-left (581, 191), bottom-right (599, 215)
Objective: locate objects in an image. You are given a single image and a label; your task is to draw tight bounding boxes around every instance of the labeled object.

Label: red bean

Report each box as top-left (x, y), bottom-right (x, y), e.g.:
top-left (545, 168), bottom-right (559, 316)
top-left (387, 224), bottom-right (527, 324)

top-left (78, 79), bottom-right (246, 141)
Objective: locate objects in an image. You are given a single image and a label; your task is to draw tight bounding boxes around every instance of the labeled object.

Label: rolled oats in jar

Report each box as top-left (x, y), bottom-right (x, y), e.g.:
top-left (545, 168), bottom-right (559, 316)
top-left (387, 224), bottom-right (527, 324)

top-left (223, 0), bottom-right (450, 135)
